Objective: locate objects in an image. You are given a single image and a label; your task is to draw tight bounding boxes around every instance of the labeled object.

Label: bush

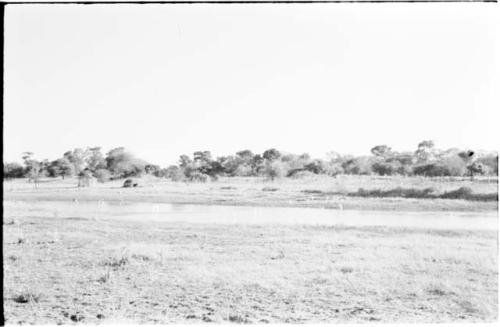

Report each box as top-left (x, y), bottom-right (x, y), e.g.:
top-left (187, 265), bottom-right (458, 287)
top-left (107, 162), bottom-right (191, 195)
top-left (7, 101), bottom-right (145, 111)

top-left (94, 169), bottom-right (111, 183)
top-left (123, 179), bottom-right (134, 188)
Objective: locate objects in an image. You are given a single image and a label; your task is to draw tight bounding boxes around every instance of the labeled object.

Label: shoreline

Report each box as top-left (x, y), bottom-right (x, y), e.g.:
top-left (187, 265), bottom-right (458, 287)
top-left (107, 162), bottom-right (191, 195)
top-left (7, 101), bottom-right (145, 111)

top-left (4, 176), bottom-right (498, 213)
top-left (4, 191), bottom-right (498, 213)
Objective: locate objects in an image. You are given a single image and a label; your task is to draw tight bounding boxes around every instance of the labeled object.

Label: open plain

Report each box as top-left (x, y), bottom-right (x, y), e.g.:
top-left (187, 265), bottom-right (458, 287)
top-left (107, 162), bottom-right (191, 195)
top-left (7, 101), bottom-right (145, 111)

top-left (2, 175), bottom-right (498, 324)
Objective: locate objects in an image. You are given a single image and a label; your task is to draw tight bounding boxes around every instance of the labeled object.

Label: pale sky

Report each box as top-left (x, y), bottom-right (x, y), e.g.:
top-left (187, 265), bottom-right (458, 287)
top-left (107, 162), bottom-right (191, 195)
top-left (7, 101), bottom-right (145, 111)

top-left (4, 3), bottom-right (499, 167)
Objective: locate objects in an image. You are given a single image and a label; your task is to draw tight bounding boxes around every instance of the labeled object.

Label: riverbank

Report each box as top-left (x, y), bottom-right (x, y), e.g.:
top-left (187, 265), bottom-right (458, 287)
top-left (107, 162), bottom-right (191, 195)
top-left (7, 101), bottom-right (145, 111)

top-left (3, 176), bottom-right (498, 212)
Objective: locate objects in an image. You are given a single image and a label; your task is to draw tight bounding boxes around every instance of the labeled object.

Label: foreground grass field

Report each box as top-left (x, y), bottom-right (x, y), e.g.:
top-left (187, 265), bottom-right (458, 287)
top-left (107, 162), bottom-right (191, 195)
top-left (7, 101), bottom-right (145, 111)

top-left (3, 213), bottom-right (497, 324)
top-left (3, 175), bottom-right (498, 211)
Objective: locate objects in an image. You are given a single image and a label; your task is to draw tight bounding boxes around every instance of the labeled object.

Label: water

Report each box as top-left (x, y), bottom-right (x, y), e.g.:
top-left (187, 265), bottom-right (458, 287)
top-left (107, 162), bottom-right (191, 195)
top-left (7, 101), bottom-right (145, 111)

top-left (3, 200), bottom-right (497, 231)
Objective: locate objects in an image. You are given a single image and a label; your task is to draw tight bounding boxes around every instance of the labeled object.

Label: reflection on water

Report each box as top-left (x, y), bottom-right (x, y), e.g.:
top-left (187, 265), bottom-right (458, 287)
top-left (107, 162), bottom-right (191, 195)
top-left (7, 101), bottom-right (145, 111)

top-left (3, 200), bottom-right (498, 231)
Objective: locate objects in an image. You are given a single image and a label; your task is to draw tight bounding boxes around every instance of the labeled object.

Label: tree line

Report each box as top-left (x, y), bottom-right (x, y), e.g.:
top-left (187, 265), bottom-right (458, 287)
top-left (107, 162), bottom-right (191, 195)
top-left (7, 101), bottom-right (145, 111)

top-left (3, 141), bottom-right (498, 184)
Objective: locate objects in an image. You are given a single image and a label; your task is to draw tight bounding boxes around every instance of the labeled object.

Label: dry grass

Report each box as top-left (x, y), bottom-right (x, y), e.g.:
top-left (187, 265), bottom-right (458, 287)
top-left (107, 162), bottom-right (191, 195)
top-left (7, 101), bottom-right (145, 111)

top-left (3, 210), bottom-right (498, 324)
top-left (3, 175), bottom-right (498, 212)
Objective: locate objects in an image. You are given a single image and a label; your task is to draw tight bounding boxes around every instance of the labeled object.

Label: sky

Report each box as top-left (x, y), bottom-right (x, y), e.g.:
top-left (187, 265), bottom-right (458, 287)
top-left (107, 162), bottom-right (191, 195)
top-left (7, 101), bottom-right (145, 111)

top-left (4, 3), bottom-right (499, 167)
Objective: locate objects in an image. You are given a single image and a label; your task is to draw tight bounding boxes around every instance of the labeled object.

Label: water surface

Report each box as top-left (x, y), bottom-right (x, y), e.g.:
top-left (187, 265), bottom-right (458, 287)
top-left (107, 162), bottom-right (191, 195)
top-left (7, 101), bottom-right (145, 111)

top-left (3, 200), bottom-right (497, 231)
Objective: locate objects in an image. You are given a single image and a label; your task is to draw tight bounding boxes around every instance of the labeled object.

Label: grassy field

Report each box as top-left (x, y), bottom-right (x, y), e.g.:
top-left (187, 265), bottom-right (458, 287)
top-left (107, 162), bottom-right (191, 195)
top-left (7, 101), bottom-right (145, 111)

top-left (3, 175), bottom-right (498, 324)
top-left (3, 213), bottom-right (498, 324)
top-left (3, 175), bottom-right (498, 211)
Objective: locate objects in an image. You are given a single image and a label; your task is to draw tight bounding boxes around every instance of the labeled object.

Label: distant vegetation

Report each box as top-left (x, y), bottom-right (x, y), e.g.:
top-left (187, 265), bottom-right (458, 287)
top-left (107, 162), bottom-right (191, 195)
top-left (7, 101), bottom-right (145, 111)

top-left (3, 141), bottom-right (498, 185)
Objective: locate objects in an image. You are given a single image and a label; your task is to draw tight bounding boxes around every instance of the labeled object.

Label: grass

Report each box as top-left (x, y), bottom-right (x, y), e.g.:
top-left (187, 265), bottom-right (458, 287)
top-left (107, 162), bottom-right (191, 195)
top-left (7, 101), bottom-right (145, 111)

top-left (3, 175), bottom-right (498, 212)
top-left (2, 210), bottom-right (498, 323)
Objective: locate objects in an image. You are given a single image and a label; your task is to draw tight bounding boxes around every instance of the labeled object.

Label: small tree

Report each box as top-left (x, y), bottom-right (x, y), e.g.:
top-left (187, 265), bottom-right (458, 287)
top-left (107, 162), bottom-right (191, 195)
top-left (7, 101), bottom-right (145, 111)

top-left (47, 158), bottom-right (75, 179)
top-left (264, 161), bottom-right (287, 181)
top-left (370, 145), bottom-right (392, 158)
top-left (262, 148), bottom-right (281, 162)
top-left (415, 140), bottom-right (436, 163)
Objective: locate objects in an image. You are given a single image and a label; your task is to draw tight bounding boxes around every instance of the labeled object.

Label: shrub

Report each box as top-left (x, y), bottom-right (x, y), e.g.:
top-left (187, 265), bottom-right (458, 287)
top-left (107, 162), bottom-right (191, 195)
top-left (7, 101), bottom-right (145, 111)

top-left (123, 179), bottom-right (134, 188)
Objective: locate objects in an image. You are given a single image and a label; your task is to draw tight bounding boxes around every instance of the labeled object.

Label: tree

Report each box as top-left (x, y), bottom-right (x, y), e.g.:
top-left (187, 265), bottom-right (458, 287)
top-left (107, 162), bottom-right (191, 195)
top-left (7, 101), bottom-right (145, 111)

top-left (64, 148), bottom-right (90, 174)
top-left (47, 158), bottom-right (75, 179)
top-left (179, 155), bottom-right (192, 168)
top-left (3, 162), bottom-right (25, 179)
top-left (105, 147), bottom-right (145, 177)
top-left (458, 150), bottom-right (481, 180)
top-left (86, 147), bottom-right (106, 172)
top-left (236, 150), bottom-right (254, 162)
top-left (145, 164), bottom-right (160, 175)
top-left (415, 140), bottom-right (436, 163)
top-left (370, 145), bottom-right (392, 158)
top-left (22, 152), bottom-right (43, 187)
top-left (264, 161), bottom-right (287, 181)
top-left (262, 148), bottom-right (281, 162)
top-left (251, 154), bottom-right (266, 175)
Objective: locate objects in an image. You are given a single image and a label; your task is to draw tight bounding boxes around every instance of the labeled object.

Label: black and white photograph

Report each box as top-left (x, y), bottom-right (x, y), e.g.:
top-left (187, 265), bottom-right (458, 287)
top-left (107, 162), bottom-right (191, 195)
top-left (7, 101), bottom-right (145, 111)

top-left (2, 0), bottom-right (499, 324)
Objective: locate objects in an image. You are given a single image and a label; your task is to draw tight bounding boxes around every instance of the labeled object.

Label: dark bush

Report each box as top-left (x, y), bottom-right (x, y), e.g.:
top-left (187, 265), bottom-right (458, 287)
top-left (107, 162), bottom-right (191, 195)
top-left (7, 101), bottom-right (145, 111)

top-left (123, 179), bottom-right (134, 188)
